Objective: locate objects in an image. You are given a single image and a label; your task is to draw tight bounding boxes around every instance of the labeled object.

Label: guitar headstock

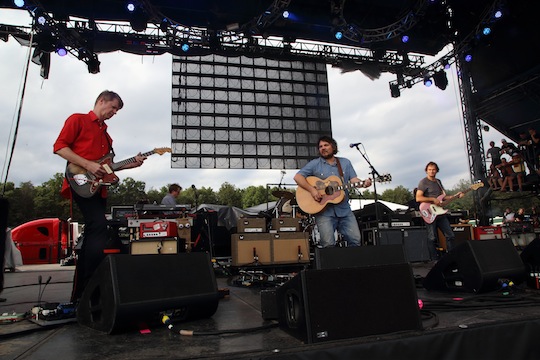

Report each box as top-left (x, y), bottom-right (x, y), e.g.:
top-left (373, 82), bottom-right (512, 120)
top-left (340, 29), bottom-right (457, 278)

top-left (154, 147), bottom-right (172, 155)
top-left (375, 174), bottom-right (392, 183)
top-left (471, 182), bottom-right (484, 190)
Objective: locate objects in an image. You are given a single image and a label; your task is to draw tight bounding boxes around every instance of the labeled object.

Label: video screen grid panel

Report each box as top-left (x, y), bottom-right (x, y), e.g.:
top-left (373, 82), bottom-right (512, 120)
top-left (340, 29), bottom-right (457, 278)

top-left (170, 54), bottom-right (332, 169)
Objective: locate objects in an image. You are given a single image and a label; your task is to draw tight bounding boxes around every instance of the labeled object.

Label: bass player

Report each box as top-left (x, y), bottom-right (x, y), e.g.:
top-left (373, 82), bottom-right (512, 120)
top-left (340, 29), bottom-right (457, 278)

top-left (416, 161), bottom-right (463, 260)
top-left (53, 90), bottom-right (146, 303)
top-left (294, 135), bottom-right (371, 248)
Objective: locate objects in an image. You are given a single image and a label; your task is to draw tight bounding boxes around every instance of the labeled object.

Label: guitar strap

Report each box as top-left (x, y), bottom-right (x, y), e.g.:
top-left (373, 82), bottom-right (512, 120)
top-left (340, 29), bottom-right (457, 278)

top-left (335, 157), bottom-right (350, 198)
top-left (104, 130), bottom-right (115, 157)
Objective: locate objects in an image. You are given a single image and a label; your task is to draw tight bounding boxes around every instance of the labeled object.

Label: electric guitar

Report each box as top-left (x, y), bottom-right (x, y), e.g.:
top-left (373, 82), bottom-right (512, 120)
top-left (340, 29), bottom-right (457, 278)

top-left (296, 174), bottom-right (392, 214)
top-left (66, 147), bottom-right (171, 198)
top-left (419, 182), bottom-right (484, 224)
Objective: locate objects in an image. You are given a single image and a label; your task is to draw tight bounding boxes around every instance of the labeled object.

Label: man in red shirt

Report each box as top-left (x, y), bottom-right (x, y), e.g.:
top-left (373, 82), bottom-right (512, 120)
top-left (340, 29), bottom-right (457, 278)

top-left (54, 90), bottom-right (146, 302)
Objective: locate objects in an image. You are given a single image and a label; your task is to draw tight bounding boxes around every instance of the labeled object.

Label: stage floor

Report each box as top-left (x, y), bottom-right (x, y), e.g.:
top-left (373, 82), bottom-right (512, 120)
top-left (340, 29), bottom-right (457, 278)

top-left (2, 259), bottom-right (540, 360)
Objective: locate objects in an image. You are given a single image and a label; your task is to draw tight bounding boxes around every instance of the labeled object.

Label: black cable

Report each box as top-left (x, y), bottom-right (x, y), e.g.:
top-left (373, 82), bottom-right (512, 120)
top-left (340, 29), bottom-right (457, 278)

top-left (161, 315), bottom-right (279, 336)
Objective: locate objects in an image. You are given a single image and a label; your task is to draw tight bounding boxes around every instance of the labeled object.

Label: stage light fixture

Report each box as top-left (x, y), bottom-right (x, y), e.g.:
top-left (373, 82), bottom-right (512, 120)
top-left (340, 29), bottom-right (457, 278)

top-left (465, 53), bottom-right (473, 62)
top-left (390, 83), bottom-right (400, 98)
top-left (181, 43), bottom-right (189, 52)
top-left (335, 31), bottom-right (343, 40)
top-left (126, 2), bottom-right (136, 12)
top-left (14, 0), bottom-right (25, 7)
top-left (401, 35), bottom-right (409, 43)
top-left (55, 44), bottom-right (67, 56)
top-left (87, 54), bottom-right (100, 74)
top-left (442, 59), bottom-right (450, 69)
top-left (424, 76), bottom-right (433, 87)
top-left (433, 70), bottom-right (448, 90)
top-left (482, 27), bottom-right (491, 36)
top-left (282, 11), bottom-right (289, 19)
top-left (494, 10), bottom-right (503, 19)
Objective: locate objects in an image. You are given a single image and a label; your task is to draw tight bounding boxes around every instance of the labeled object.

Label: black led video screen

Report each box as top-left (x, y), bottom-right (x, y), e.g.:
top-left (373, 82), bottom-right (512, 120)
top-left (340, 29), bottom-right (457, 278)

top-left (171, 54), bottom-right (332, 169)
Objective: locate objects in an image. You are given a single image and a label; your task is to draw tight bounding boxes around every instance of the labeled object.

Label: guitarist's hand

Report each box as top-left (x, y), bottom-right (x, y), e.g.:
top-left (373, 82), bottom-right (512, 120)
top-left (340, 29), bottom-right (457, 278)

top-left (310, 188), bottom-right (322, 202)
top-left (87, 161), bottom-right (106, 177)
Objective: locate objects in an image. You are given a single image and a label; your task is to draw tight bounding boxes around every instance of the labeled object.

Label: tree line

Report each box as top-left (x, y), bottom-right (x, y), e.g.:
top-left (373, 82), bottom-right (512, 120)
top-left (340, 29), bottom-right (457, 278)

top-left (1, 173), bottom-right (536, 228)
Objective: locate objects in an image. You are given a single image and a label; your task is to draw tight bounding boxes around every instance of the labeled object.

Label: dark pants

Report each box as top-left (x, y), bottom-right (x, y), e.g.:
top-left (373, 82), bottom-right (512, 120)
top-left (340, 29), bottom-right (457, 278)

top-left (425, 215), bottom-right (455, 260)
top-left (71, 190), bottom-right (108, 302)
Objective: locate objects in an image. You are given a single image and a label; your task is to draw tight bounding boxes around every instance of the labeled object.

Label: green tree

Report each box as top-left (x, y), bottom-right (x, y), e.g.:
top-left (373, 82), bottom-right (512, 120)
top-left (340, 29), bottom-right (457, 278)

top-left (243, 185), bottom-right (271, 208)
top-left (108, 177), bottom-right (148, 207)
top-left (380, 185), bottom-right (412, 205)
top-left (6, 181), bottom-right (36, 226)
top-left (34, 173), bottom-right (70, 219)
top-left (217, 182), bottom-right (242, 207)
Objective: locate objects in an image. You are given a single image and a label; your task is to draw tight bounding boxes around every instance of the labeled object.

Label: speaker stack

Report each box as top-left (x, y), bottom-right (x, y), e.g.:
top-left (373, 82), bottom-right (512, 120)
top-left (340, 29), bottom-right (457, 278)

top-left (276, 245), bottom-right (422, 343)
top-left (77, 252), bottom-right (219, 333)
top-left (423, 239), bottom-right (526, 293)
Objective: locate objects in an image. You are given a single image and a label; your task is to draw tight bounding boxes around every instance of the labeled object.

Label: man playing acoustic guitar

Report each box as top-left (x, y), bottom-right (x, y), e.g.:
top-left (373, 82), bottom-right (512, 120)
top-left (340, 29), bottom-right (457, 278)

top-left (54, 90), bottom-right (147, 302)
top-left (416, 161), bottom-right (463, 260)
top-left (294, 136), bottom-right (371, 248)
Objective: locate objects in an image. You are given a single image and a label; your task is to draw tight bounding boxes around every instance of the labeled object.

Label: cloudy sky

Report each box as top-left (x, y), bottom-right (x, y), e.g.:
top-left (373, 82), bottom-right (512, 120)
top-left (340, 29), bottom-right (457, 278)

top-left (0, 9), bottom-right (503, 198)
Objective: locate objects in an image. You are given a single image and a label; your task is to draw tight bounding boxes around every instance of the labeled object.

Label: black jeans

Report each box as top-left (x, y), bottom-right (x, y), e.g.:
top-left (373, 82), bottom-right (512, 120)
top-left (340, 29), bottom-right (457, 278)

top-left (71, 190), bottom-right (108, 302)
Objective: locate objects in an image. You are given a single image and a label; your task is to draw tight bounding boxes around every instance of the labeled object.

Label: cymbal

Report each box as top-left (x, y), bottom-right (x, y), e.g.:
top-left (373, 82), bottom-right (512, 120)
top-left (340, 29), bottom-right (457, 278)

top-left (272, 190), bottom-right (295, 200)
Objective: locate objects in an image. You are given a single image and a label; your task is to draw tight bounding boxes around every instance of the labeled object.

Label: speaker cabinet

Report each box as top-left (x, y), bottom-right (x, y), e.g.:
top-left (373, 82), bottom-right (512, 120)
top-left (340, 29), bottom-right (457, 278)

top-left (277, 264), bottom-right (422, 343)
top-left (231, 233), bottom-right (271, 266)
top-left (77, 253), bottom-right (219, 334)
top-left (437, 224), bottom-right (475, 250)
top-left (423, 239), bottom-right (526, 293)
top-left (364, 228), bottom-right (430, 263)
top-left (130, 238), bottom-right (178, 254)
top-left (314, 244), bottom-right (406, 269)
top-left (271, 232), bottom-right (310, 264)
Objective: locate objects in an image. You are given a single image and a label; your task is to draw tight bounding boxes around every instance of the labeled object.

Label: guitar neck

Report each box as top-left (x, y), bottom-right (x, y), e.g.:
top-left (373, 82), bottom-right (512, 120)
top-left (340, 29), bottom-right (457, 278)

top-left (111, 150), bottom-right (155, 171)
top-left (338, 180), bottom-right (365, 191)
top-left (440, 188), bottom-right (472, 208)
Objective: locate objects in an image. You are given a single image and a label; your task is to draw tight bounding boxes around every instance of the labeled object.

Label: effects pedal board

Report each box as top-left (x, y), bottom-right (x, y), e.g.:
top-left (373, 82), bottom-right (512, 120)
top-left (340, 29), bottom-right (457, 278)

top-left (30, 302), bottom-right (77, 326)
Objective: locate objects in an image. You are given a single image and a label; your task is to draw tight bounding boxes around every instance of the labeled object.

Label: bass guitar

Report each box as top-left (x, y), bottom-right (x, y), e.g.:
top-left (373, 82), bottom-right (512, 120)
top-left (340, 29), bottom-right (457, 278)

top-left (296, 174), bottom-right (392, 214)
top-left (66, 147), bottom-right (171, 198)
top-left (419, 182), bottom-right (484, 224)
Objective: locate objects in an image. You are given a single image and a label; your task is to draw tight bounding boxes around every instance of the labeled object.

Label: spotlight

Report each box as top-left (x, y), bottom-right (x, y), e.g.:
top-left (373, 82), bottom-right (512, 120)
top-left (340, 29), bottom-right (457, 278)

top-left (335, 31), bottom-right (343, 40)
top-left (433, 70), bottom-right (448, 90)
top-left (401, 35), bottom-right (409, 43)
top-left (14, 0), bottom-right (25, 7)
top-left (282, 11), bottom-right (289, 19)
top-left (424, 76), bottom-right (433, 87)
top-left (181, 43), bottom-right (189, 52)
top-left (442, 59), bottom-right (450, 69)
top-left (464, 53), bottom-right (473, 62)
top-left (126, 2), bottom-right (136, 12)
top-left (55, 44), bottom-right (67, 56)
top-left (87, 54), bottom-right (100, 74)
top-left (482, 27), bottom-right (491, 36)
top-left (494, 10), bottom-right (503, 19)
top-left (390, 83), bottom-right (400, 98)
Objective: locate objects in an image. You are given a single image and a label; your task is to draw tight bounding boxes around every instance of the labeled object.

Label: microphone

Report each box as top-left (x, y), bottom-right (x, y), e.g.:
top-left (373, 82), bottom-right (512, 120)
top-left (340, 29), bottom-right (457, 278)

top-left (349, 142), bottom-right (362, 148)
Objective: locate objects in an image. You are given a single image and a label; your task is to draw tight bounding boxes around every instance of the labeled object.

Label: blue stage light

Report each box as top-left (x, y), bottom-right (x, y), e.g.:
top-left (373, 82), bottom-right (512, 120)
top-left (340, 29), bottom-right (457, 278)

top-left (424, 77), bottom-right (433, 87)
top-left (282, 11), bottom-right (289, 19)
top-left (335, 31), bottom-right (343, 40)
top-left (465, 54), bottom-right (472, 62)
top-left (14, 0), bottom-right (25, 8)
top-left (483, 27), bottom-right (491, 36)
top-left (494, 10), bottom-right (502, 19)
top-left (401, 35), bottom-right (409, 43)
top-left (56, 46), bottom-right (67, 56)
top-left (181, 44), bottom-right (189, 52)
top-left (126, 3), bottom-right (135, 12)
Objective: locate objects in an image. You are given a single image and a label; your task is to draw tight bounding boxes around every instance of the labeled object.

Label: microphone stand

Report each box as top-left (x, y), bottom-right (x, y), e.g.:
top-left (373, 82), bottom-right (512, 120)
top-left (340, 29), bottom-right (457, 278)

top-left (351, 145), bottom-right (383, 229)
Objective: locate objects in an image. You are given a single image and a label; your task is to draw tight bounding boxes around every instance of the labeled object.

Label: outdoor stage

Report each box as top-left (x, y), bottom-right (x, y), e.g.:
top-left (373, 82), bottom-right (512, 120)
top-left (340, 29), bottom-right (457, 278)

top-left (2, 257), bottom-right (540, 360)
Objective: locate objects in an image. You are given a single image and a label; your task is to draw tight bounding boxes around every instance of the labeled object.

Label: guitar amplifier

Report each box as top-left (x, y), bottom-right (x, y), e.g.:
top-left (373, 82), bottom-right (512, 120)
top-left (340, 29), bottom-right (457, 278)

top-left (271, 218), bottom-right (301, 232)
top-left (130, 238), bottom-right (178, 255)
top-left (271, 232), bottom-right (310, 264)
top-left (231, 233), bottom-right (272, 266)
top-left (237, 218), bottom-right (267, 233)
top-left (139, 221), bottom-right (178, 238)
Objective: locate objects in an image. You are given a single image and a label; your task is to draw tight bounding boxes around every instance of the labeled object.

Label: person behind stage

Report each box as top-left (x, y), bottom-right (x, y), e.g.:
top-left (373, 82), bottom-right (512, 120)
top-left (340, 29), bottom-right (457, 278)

top-left (294, 135), bottom-right (371, 248)
top-left (161, 183), bottom-right (182, 206)
top-left (416, 161), bottom-right (463, 260)
top-left (53, 90), bottom-right (146, 303)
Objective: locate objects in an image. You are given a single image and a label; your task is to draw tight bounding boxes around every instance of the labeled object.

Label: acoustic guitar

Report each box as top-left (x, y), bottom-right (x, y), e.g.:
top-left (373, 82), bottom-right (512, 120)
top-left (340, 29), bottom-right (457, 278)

top-left (296, 174), bottom-right (392, 214)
